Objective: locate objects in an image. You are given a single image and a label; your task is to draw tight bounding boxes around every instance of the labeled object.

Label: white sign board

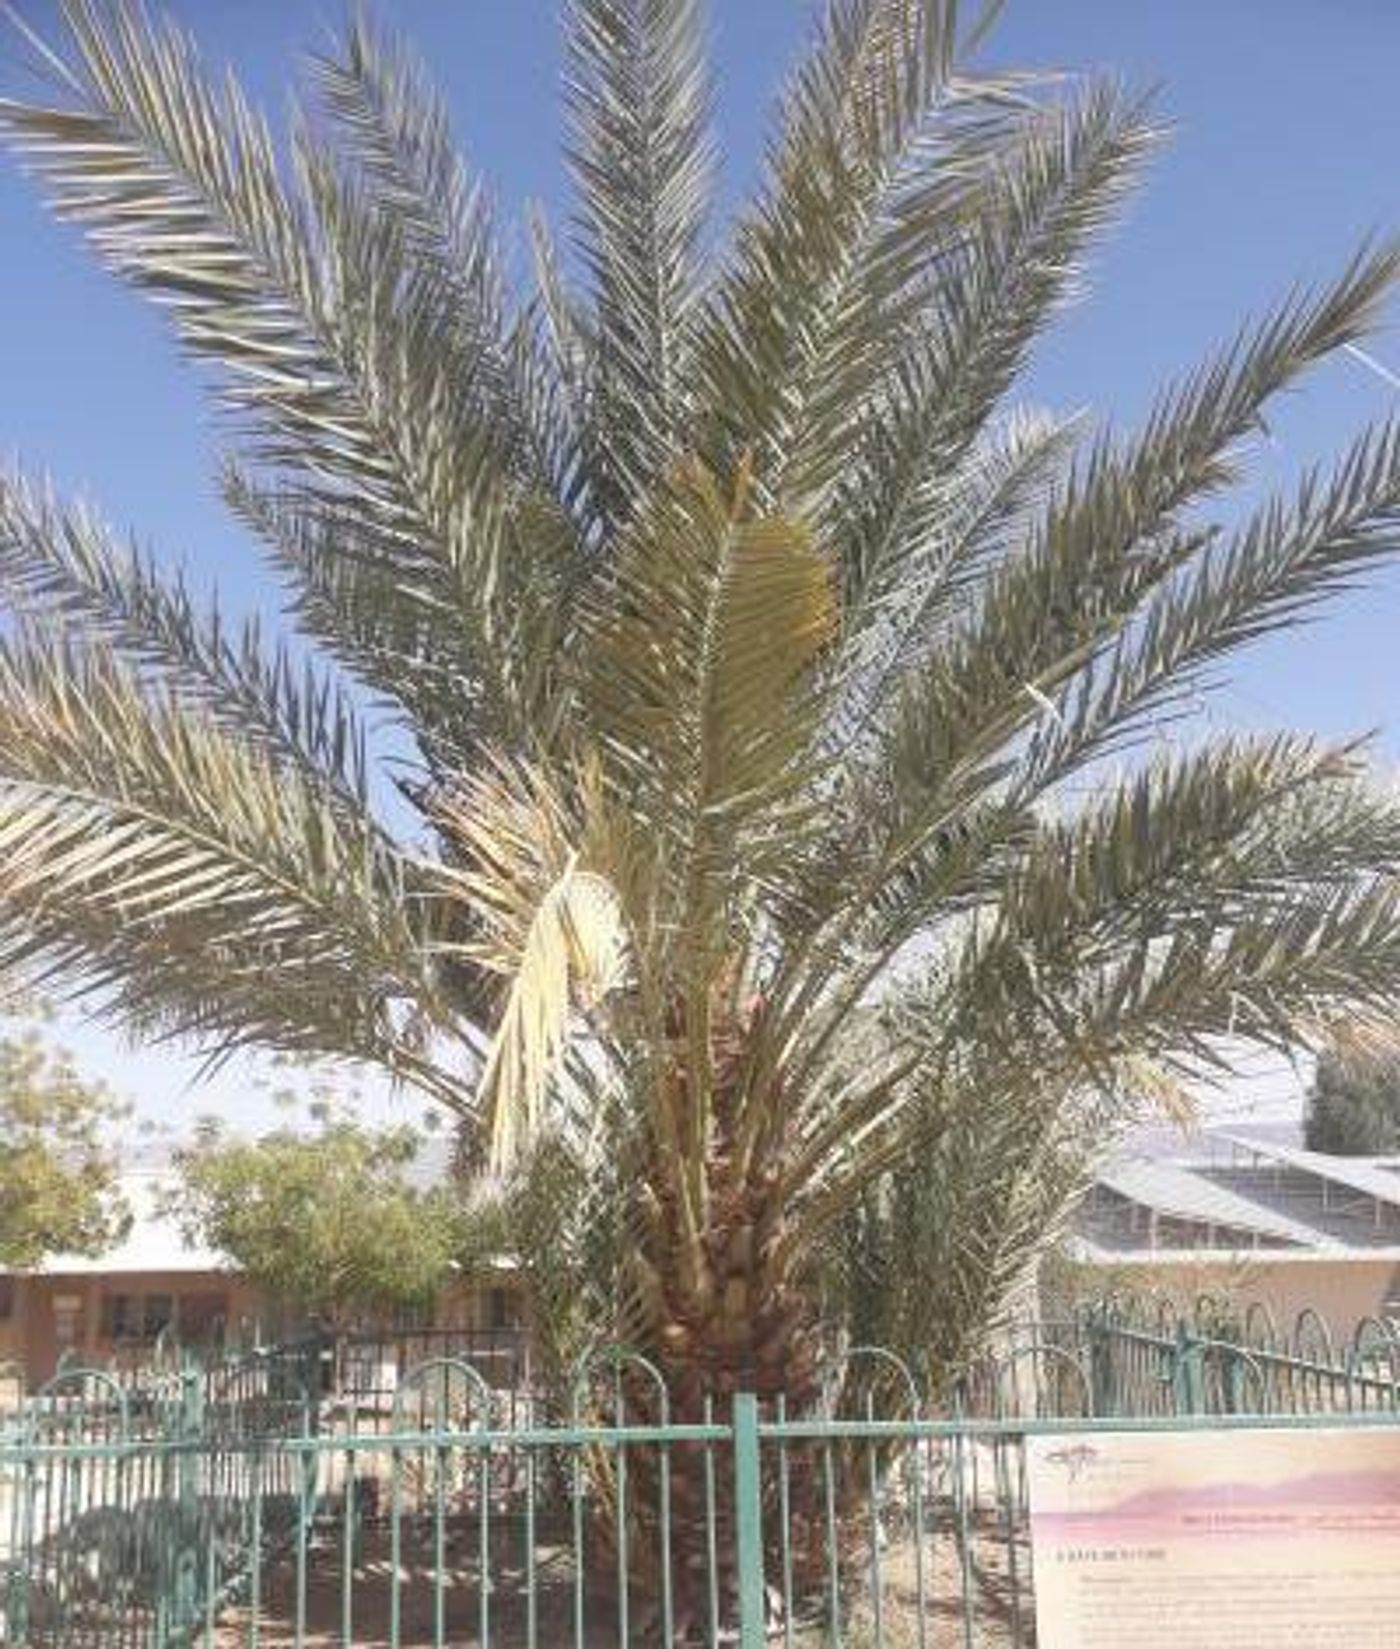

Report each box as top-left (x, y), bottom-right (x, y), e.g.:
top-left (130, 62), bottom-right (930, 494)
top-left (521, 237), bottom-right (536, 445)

top-left (1027, 1427), bottom-right (1400, 1649)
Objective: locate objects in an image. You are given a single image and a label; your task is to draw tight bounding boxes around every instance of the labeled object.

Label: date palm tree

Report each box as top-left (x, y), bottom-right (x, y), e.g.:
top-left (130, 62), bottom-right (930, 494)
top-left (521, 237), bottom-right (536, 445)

top-left (5, 0), bottom-right (1400, 1466)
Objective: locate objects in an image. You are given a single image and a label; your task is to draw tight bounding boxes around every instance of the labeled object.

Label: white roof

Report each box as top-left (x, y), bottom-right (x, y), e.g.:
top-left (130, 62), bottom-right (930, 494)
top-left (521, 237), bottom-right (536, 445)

top-left (1069, 1236), bottom-right (1400, 1265)
top-left (1216, 1132), bottom-right (1400, 1210)
top-left (1097, 1159), bottom-right (1329, 1249)
top-left (21, 1171), bottom-right (228, 1277)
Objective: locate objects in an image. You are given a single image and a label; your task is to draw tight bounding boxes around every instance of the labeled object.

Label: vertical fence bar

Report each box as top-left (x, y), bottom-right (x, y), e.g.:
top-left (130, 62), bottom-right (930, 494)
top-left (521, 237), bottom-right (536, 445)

top-left (249, 1445), bottom-right (264, 1649)
top-left (295, 1434), bottom-right (311, 1649)
top-left (865, 1394), bottom-right (884, 1647)
top-left (388, 1440), bottom-right (403, 1649)
top-left (478, 1442), bottom-right (491, 1649)
top-left (776, 1394), bottom-right (794, 1649)
top-left (572, 1436), bottom-right (586, 1648)
top-left (615, 1387), bottom-right (629, 1649)
top-left (341, 1441), bottom-right (355, 1648)
top-left (703, 1393), bottom-right (719, 1649)
top-left (434, 1436), bottom-right (447, 1649)
top-left (822, 1438), bottom-right (841, 1647)
top-left (525, 1445), bottom-right (538, 1649)
top-left (733, 1393), bottom-right (766, 1649)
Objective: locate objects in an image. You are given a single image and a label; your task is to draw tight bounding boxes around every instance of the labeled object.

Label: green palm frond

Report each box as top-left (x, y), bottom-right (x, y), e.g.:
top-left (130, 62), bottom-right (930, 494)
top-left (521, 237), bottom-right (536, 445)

top-left (883, 246), bottom-right (1400, 797)
top-left (564, 0), bottom-right (713, 521)
top-left (0, 635), bottom-right (469, 1087)
top-left (0, 468), bottom-right (369, 805)
top-left (309, 11), bottom-right (501, 301)
top-left (0, 0), bottom-right (570, 747)
top-left (308, 6), bottom-right (566, 488)
top-left (0, 1), bottom-right (357, 475)
top-left (835, 407), bottom-right (1083, 745)
top-left (789, 736), bottom-right (1400, 1204)
top-left (822, 79), bottom-right (1157, 579)
top-left (691, 0), bottom-right (1020, 499)
top-left (1027, 419), bottom-right (1400, 788)
top-left (218, 465), bottom-right (482, 766)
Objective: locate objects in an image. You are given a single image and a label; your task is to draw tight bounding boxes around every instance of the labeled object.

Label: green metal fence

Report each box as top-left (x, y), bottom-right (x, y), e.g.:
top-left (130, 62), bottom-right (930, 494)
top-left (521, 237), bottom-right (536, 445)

top-left (3, 1300), bottom-right (1398, 1646)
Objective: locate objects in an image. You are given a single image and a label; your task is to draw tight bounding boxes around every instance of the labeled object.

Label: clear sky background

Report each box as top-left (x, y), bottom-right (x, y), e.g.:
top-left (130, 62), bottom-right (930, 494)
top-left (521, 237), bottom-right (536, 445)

top-left (0, 0), bottom-right (1398, 1135)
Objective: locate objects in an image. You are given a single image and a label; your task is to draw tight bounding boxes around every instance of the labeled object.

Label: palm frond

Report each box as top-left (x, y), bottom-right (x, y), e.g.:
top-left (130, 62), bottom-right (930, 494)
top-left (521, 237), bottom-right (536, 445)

top-left (794, 869), bottom-right (1400, 1254)
top-left (425, 756), bottom-right (631, 1168)
top-left (307, 10), bottom-right (575, 501)
top-left (0, 468), bottom-right (369, 805)
top-left (691, 0), bottom-right (1019, 500)
top-left (0, 634), bottom-right (470, 1086)
top-left (564, 0), bottom-right (713, 521)
top-left (0, 1), bottom-right (368, 482)
top-left (789, 735), bottom-right (1400, 1207)
top-left (0, 0), bottom-right (568, 749)
top-left (583, 463), bottom-right (836, 956)
top-left (825, 1076), bottom-right (1095, 1381)
top-left (828, 80), bottom-right (1155, 643)
top-left (1028, 419), bottom-right (1400, 788)
top-left (883, 243), bottom-right (1400, 794)
top-left (834, 407), bottom-right (1083, 747)
top-left (474, 866), bottom-right (628, 1170)
top-left (219, 465), bottom-right (482, 766)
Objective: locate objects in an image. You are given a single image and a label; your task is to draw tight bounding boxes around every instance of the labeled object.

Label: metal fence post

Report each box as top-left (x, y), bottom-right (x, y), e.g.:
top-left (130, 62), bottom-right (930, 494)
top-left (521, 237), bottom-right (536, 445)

top-left (733, 1392), bottom-right (766, 1649)
top-left (173, 1352), bottom-right (204, 1634)
top-left (1087, 1314), bottom-right (1115, 1416)
top-left (1173, 1324), bottom-right (1205, 1415)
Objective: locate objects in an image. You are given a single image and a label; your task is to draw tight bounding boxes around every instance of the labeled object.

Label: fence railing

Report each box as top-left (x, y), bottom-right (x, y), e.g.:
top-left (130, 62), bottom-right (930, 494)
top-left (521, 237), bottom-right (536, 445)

top-left (2, 1300), bottom-right (1399, 1647)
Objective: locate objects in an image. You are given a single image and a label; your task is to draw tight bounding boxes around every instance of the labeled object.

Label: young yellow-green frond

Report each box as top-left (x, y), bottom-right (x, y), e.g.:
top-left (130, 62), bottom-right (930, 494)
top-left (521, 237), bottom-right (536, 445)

top-left (584, 463), bottom-right (836, 952)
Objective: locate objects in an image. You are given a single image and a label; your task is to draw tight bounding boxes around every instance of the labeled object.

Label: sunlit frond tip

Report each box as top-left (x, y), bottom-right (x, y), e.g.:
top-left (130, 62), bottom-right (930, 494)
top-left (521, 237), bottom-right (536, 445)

top-left (474, 860), bottom-right (629, 1171)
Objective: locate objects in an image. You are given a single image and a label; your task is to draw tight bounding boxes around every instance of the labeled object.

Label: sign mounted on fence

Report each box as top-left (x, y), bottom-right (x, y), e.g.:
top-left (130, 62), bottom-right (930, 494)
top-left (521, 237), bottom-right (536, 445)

top-left (1027, 1426), bottom-right (1400, 1649)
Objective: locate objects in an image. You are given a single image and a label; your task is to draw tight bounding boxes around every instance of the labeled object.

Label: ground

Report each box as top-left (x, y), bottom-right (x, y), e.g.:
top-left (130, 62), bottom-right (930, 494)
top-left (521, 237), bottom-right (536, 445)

top-left (213, 1513), bottom-right (1030, 1647)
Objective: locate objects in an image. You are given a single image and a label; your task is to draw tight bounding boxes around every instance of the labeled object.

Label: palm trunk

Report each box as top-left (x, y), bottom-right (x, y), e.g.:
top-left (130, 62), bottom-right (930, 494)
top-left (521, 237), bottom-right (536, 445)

top-left (581, 996), bottom-right (843, 1640)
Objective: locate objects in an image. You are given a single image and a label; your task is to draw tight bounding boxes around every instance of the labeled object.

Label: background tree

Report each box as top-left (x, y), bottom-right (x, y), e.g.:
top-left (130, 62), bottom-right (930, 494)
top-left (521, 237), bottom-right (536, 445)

top-left (1305, 1042), bottom-right (1400, 1155)
top-left (166, 1109), bottom-right (495, 1329)
top-left (8, 1), bottom-right (1400, 1622)
top-left (0, 1026), bottom-right (129, 1269)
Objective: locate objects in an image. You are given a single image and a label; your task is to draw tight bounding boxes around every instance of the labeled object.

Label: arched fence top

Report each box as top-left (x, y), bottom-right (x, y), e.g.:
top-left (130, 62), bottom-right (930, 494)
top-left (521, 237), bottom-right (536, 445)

top-left (1181, 1337), bottom-right (1271, 1413)
top-left (569, 1344), bottom-right (670, 1426)
top-left (391, 1355), bottom-right (493, 1431)
top-left (1293, 1306), bottom-right (1336, 1362)
top-left (10, 1293), bottom-right (1397, 1448)
top-left (30, 1362), bottom-right (131, 1438)
top-left (972, 1341), bottom-right (1095, 1419)
top-left (1352, 1313), bottom-right (1400, 1354)
top-left (1243, 1299), bottom-right (1280, 1348)
top-left (840, 1345), bottom-right (921, 1419)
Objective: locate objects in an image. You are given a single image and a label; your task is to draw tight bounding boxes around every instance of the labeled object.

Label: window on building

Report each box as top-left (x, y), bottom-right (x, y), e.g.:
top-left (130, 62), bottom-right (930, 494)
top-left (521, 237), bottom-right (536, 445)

top-left (100, 1292), bottom-right (139, 1341)
top-left (485, 1286), bottom-right (518, 1331)
top-left (0, 1277), bottom-right (13, 1321)
top-left (100, 1291), bottom-right (180, 1343)
top-left (53, 1294), bottom-right (84, 1351)
top-left (178, 1291), bottom-right (227, 1344)
top-left (392, 1298), bottom-right (435, 1332)
top-left (143, 1294), bottom-right (174, 1340)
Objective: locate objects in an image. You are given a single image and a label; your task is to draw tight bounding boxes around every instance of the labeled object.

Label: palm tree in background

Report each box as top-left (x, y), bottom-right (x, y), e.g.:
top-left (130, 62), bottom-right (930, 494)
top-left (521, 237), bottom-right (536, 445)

top-left (4, 0), bottom-right (1400, 1444)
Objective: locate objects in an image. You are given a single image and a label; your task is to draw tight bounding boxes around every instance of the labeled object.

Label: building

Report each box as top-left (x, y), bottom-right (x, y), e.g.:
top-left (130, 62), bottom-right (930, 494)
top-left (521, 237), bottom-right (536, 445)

top-left (1070, 1129), bottom-right (1400, 1333)
top-left (0, 1168), bottom-right (525, 1390)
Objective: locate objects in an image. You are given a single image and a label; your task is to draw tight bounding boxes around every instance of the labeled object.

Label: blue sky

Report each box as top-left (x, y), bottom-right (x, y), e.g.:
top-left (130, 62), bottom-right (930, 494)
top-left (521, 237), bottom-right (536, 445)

top-left (1, 0), bottom-right (1398, 1131)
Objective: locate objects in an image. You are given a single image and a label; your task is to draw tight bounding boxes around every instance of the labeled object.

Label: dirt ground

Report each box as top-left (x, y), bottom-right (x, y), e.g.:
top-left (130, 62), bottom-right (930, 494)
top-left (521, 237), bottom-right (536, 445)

top-left (213, 1516), bottom-right (1031, 1647)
